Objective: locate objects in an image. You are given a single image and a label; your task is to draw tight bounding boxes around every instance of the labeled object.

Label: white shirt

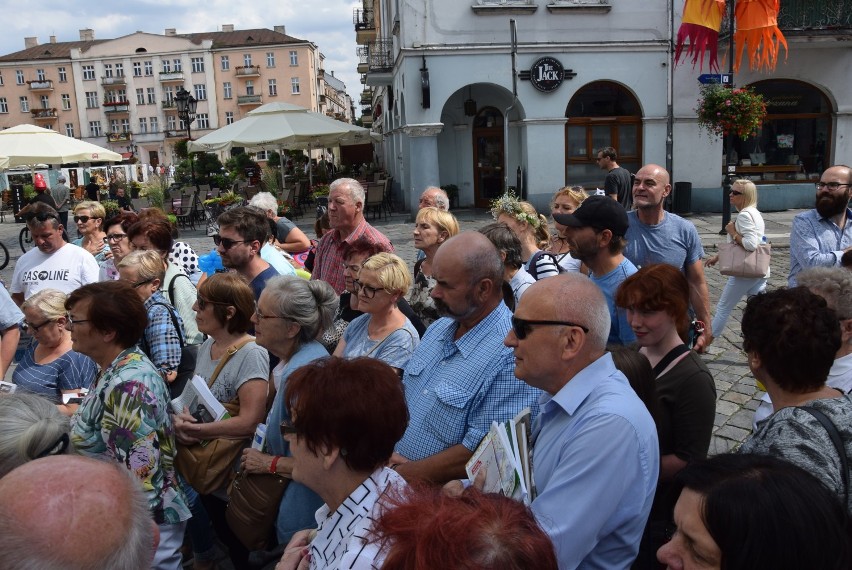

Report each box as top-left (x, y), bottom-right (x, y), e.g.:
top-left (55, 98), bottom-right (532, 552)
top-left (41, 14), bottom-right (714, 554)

top-left (11, 243), bottom-right (100, 299)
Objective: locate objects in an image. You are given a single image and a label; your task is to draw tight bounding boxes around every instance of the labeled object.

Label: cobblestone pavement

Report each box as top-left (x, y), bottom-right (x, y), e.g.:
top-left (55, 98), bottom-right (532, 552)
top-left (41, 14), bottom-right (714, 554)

top-left (0, 208), bottom-right (800, 456)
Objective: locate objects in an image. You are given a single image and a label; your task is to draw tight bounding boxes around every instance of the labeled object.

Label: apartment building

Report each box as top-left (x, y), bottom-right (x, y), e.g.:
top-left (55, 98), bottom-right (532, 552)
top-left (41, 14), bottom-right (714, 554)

top-left (0, 25), bottom-right (347, 168)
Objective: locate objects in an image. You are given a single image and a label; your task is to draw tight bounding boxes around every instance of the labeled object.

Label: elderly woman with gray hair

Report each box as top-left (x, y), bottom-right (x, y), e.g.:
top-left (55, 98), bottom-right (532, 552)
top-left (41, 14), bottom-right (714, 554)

top-left (240, 275), bottom-right (337, 544)
top-left (249, 191), bottom-right (311, 253)
top-left (0, 393), bottom-right (73, 478)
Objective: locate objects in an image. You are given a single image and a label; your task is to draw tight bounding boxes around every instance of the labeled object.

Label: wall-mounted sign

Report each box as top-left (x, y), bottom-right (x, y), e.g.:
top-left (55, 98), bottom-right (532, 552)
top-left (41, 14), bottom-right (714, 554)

top-left (519, 57), bottom-right (576, 93)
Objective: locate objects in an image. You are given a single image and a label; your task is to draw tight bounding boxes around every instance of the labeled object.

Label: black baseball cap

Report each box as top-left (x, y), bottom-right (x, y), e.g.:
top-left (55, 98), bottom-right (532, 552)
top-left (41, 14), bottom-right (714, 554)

top-left (553, 195), bottom-right (629, 236)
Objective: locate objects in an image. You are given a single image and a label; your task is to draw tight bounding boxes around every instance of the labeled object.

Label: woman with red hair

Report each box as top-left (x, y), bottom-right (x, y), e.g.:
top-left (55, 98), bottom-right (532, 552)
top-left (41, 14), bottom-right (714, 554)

top-left (615, 264), bottom-right (716, 568)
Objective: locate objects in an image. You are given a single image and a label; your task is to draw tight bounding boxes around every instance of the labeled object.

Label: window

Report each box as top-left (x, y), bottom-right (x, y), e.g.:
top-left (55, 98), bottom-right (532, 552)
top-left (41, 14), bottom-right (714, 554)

top-left (221, 55), bottom-right (230, 71)
top-left (86, 92), bottom-right (98, 108)
top-left (104, 63), bottom-right (113, 78)
top-left (115, 63), bottom-right (124, 77)
top-left (20, 96), bottom-right (29, 112)
top-left (291, 77), bottom-right (300, 94)
top-left (194, 84), bottom-right (206, 101)
top-left (225, 111), bottom-right (234, 125)
top-left (110, 119), bottom-right (119, 132)
top-left (196, 113), bottom-right (209, 129)
top-left (162, 60), bottom-right (171, 73)
top-left (256, 150), bottom-right (270, 161)
top-left (89, 121), bottom-right (102, 137)
top-left (223, 82), bottom-right (232, 99)
top-left (144, 61), bottom-right (153, 76)
top-left (58, 67), bottom-right (67, 82)
top-left (147, 87), bottom-right (156, 104)
top-left (40, 95), bottom-right (50, 109)
top-left (267, 52), bottom-right (275, 67)
top-left (121, 118), bottom-right (130, 133)
top-left (82, 65), bottom-right (95, 80)
top-left (139, 117), bottom-right (147, 133)
top-left (167, 115), bottom-right (176, 130)
top-left (245, 80), bottom-right (255, 96)
top-left (173, 59), bottom-right (182, 72)
top-left (0, 98), bottom-right (7, 113)
top-left (268, 79), bottom-right (277, 96)
top-left (16, 70), bottom-right (24, 84)
top-left (36, 69), bottom-right (46, 81)
top-left (243, 54), bottom-right (252, 67)
top-left (0, 72), bottom-right (4, 86)
top-left (61, 94), bottom-right (71, 110)
top-left (136, 88), bottom-right (145, 105)
top-left (289, 51), bottom-right (298, 66)
top-left (191, 57), bottom-right (204, 73)
top-left (115, 89), bottom-right (127, 102)
top-left (65, 123), bottom-right (74, 137)
top-left (150, 116), bottom-right (159, 132)
top-left (133, 62), bottom-right (142, 77)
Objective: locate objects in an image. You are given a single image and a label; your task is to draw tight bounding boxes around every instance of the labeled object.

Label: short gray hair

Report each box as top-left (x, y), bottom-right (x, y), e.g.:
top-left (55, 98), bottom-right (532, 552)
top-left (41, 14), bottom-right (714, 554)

top-left (0, 393), bottom-right (72, 478)
top-left (249, 191), bottom-right (278, 214)
top-left (797, 267), bottom-right (852, 320)
top-left (422, 186), bottom-right (450, 211)
top-left (57, 175), bottom-right (67, 183)
top-left (330, 177), bottom-right (365, 205)
top-left (263, 276), bottom-right (338, 348)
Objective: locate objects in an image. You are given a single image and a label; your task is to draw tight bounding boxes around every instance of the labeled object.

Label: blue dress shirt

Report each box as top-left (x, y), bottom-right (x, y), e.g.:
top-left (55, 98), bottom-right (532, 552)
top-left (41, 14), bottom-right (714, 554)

top-left (531, 353), bottom-right (659, 570)
top-left (789, 208), bottom-right (852, 286)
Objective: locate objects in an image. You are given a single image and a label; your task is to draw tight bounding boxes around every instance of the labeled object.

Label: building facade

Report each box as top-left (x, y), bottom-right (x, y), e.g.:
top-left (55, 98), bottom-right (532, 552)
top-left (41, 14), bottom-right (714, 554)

top-left (0, 25), bottom-right (350, 169)
top-left (356, 0), bottom-right (851, 212)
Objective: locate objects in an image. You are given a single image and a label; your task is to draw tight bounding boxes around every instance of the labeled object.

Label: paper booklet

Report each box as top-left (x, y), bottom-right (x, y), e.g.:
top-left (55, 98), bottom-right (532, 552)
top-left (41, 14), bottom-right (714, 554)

top-left (0, 380), bottom-right (17, 394)
top-left (465, 407), bottom-right (534, 505)
top-left (171, 374), bottom-right (230, 423)
top-left (61, 387), bottom-right (89, 405)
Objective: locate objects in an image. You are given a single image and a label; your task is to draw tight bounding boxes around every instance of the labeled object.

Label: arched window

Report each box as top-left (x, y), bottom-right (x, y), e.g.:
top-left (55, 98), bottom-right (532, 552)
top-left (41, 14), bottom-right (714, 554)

top-left (565, 81), bottom-right (642, 188)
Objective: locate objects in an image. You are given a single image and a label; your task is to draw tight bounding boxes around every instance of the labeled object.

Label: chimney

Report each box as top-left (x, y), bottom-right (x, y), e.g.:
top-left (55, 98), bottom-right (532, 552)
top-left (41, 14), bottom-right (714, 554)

top-left (79, 29), bottom-right (94, 41)
top-left (222, 24), bottom-right (234, 32)
top-left (274, 25), bottom-right (286, 35)
top-left (49, 35), bottom-right (57, 44)
top-left (165, 28), bottom-right (176, 37)
top-left (24, 37), bottom-right (39, 49)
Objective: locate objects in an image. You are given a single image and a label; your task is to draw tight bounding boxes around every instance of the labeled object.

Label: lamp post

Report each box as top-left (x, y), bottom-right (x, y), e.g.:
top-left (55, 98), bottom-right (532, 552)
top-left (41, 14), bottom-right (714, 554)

top-left (174, 86), bottom-right (197, 186)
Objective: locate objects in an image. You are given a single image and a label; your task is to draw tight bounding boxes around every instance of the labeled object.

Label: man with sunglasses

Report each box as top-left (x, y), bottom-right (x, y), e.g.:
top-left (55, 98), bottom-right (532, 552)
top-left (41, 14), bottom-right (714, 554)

top-left (391, 232), bottom-right (540, 484)
top-left (10, 203), bottom-right (100, 306)
top-left (789, 164), bottom-right (852, 286)
top-left (505, 274), bottom-right (658, 569)
top-left (215, 207), bottom-right (279, 301)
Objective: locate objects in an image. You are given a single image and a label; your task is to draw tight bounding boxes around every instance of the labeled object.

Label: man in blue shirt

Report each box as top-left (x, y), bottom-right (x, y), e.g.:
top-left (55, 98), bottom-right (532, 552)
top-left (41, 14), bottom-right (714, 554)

top-left (391, 232), bottom-right (540, 484)
top-left (505, 274), bottom-right (659, 569)
top-left (789, 165), bottom-right (852, 286)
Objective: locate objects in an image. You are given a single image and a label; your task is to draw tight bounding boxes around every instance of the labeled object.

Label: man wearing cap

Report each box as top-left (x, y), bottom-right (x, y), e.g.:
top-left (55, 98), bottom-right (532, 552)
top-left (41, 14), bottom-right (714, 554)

top-left (556, 195), bottom-right (637, 345)
top-left (51, 175), bottom-right (71, 229)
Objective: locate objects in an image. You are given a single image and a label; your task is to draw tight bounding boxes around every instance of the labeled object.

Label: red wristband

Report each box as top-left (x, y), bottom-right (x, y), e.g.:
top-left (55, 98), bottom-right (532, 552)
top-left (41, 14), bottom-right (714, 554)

top-left (270, 456), bottom-right (281, 474)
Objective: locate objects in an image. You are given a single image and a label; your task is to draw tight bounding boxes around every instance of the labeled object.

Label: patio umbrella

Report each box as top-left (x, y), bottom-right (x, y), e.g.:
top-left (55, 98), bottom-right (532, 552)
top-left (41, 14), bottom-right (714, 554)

top-left (0, 124), bottom-right (123, 167)
top-left (0, 156), bottom-right (9, 170)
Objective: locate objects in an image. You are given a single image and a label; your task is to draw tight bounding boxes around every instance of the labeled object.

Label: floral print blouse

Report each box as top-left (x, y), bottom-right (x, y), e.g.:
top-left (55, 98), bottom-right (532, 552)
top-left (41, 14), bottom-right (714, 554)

top-left (71, 347), bottom-right (190, 525)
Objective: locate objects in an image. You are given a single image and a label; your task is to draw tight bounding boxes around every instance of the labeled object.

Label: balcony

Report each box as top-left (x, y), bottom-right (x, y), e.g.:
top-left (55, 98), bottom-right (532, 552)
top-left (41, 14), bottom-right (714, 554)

top-left (106, 132), bottom-right (132, 143)
top-left (354, 8), bottom-right (376, 44)
top-left (163, 130), bottom-right (184, 139)
top-left (31, 108), bottom-right (57, 120)
top-left (319, 94), bottom-right (327, 103)
top-left (159, 71), bottom-right (185, 82)
top-left (235, 65), bottom-right (261, 77)
top-left (103, 101), bottom-right (130, 114)
top-left (365, 38), bottom-right (393, 86)
top-left (318, 68), bottom-right (325, 79)
top-left (101, 76), bottom-right (126, 86)
top-left (360, 89), bottom-right (372, 105)
top-left (361, 114), bottom-right (373, 127)
top-left (27, 80), bottom-right (54, 91)
top-left (357, 46), bottom-right (369, 74)
top-left (778, 0), bottom-right (852, 35)
top-left (237, 94), bottom-right (263, 106)
top-left (162, 100), bottom-right (176, 109)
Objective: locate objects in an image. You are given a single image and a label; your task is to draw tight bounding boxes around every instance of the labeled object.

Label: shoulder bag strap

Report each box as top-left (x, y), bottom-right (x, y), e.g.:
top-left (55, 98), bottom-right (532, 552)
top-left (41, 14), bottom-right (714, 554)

top-left (364, 327), bottom-right (415, 358)
top-left (152, 302), bottom-right (185, 347)
top-left (652, 344), bottom-right (691, 377)
top-left (167, 272), bottom-right (193, 305)
top-left (207, 337), bottom-right (255, 388)
top-left (799, 406), bottom-right (849, 507)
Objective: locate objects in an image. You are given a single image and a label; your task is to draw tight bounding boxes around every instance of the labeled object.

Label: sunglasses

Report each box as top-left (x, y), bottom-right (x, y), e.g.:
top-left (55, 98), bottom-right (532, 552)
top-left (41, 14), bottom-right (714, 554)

top-left (131, 278), bottom-right (154, 288)
top-left (27, 212), bottom-right (58, 223)
top-left (280, 419), bottom-right (299, 438)
top-left (511, 316), bottom-right (589, 340)
top-left (729, 190), bottom-right (743, 196)
top-left (74, 215), bottom-right (100, 224)
top-left (20, 318), bottom-right (53, 333)
top-left (213, 235), bottom-right (248, 250)
top-left (197, 296), bottom-right (231, 311)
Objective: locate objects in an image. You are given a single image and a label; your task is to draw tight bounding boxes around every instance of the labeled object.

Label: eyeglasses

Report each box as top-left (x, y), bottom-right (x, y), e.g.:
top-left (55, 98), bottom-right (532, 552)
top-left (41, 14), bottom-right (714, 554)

top-left (729, 190), bottom-right (743, 196)
top-left (104, 233), bottom-right (128, 243)
top-left (197, 296), bottom-right (231, 311)
top-left (815, 182), bottom-right (850, 191)
top-left (131, 278), bottom-right (154, 288)
top-left (74, 215), bottom-right (100, 224)
top-left (26, 212), bottom-right (58, 224)
top-left (212, 235), bottom-right (248, 250)
top-left (254, 307), bottom-right (291, 321)
top-left (342, 262), bottom-right (362, 273)
top-left (20, 318), bottom-right (53, 333)
top-left (280, 419), bottom-right (299, 438)
top-left (65, 314), bottom-right (90, 327)
top-left (511, 316), bottom-right (589, 340)
top-left (35, 433), bottom-right (70, 459)
top-left (353, 280), bottom-right (386, 299)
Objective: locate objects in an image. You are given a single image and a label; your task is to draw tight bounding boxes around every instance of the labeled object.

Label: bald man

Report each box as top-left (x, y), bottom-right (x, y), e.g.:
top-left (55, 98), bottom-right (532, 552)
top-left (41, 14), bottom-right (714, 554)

top-left (391, 232), bottom-right (540, 484)
top-left (0, 455), bottom-right (157, 569)
top-left (623, 163), bottom-right (713, 351)
top-left (505, 274), bottom-right (658, 569)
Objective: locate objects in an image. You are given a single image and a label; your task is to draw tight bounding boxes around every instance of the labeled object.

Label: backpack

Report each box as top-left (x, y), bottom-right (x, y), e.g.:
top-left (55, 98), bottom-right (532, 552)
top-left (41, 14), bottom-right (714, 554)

top-left (527, 250), bottom-right (567, 280)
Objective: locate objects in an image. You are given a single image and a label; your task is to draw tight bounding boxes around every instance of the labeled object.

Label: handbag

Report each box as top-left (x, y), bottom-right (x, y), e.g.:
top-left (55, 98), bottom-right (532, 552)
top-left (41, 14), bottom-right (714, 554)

top-left (175, 337), bottom-right (254, 495)
top-left (226, 470), bottom-right (290, 550)
top-left (717, 241), bottom-right (771, 278)
top-left (151, 301), bottom-right (198, 399)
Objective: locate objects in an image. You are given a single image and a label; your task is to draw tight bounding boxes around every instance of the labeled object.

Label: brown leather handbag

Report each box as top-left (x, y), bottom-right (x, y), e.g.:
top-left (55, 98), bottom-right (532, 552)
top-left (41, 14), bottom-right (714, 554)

top-left (226, 469), bottom-right (290, 550)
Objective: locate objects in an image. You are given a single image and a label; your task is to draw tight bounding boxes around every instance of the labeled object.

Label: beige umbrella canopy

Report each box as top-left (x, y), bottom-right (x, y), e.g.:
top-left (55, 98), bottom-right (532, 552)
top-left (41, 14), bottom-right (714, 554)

top-left (0, 124), bottom-right (123, 166)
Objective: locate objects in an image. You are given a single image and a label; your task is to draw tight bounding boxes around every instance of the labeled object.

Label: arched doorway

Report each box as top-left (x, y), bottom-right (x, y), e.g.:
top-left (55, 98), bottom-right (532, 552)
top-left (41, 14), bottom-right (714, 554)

top-left (565, 81), bottom-right (642, 188)
top-left (472, 107), bottom-right (505, 207)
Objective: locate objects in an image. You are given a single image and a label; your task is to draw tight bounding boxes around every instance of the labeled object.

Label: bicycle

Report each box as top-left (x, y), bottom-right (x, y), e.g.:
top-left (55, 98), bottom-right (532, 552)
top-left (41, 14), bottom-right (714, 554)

top-left (0, 241), bottom-right (8, 270)
top-left (19, 226), bottom-right (32, 253)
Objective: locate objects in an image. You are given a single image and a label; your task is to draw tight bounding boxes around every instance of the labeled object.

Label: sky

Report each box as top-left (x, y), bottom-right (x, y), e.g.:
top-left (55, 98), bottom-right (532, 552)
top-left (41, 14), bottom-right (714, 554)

top-left (0, 0), bottom-right (362, 101)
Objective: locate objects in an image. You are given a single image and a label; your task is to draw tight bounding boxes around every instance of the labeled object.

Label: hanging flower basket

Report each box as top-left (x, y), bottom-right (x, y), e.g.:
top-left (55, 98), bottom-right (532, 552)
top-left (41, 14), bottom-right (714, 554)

top-left (696, 85), bottom-right (767, 140)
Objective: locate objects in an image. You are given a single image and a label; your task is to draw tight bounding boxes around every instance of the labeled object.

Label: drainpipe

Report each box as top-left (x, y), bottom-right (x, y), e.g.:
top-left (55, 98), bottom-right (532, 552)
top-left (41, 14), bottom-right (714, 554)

top-left (505, 19), bottom-right (518, 195)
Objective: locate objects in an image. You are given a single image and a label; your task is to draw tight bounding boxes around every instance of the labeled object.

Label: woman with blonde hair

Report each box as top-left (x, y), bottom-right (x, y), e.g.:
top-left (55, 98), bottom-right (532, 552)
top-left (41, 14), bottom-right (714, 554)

top-left (491, 194), bottom-right (560, 280)
top-left (409, 207), bottom-right (460, 325)
top-left (334, 252), bottom-right (420, 372)
top-left (547, 186), bottom-right (586, 273)
top-left (705, 179), bottom-right (768, 338)
top-left (72, 200), bottom-right (108, 261)
top-left (13, 289), bottom-right (97, 415)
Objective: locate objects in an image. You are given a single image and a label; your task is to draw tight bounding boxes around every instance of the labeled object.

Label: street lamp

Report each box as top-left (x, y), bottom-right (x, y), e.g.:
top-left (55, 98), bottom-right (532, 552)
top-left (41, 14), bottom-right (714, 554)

top-left (174, 86), bottom-right (197, 186)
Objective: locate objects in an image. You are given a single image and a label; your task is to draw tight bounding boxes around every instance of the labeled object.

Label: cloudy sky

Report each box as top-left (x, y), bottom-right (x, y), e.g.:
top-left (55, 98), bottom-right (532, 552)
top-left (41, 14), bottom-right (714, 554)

top-left (0, 0), bottom-right (362, 100)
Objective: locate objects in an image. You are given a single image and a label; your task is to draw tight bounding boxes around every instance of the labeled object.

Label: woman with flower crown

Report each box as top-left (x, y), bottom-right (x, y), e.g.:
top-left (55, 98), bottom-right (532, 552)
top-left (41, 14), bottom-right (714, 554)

top-left (491, 193), bottom-right (560, 280)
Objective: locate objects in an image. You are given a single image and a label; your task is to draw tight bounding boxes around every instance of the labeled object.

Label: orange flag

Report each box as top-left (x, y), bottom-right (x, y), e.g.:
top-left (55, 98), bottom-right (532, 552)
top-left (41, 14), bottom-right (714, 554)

top-left (734, 0), bottom-right (788, 72)
top-left (675, 0), bottom-right (726, 71)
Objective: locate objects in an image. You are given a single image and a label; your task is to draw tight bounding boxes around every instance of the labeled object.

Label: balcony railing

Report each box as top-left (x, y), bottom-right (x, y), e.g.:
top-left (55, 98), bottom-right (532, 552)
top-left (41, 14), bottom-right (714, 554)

top-left (159, 71), bottom-right (185, 82)
top-left (235, 65), bottom-right (261, 77)
top-left (27, 80), bottom-right (54, 91)
top-left (103, 102), bottom-right (130, 113)
top-left (31, 108), bottom-right (57, 119)
top-left (778, 0), bottom-right (852, 30)
top-left (106, 132), bottom-right (132, 143)
top-left (353, 8), bottom-right (374, 30)
top-left (368, 38), bottom-right (393, 72)
top-left (101, 76), bottom-right (126, 86)
top-left (163, 130), bottom-right (183, 139)
top-left (237, 94), bottom-right (263, 105)
top-left (162, 100), bottom-right (176, 109)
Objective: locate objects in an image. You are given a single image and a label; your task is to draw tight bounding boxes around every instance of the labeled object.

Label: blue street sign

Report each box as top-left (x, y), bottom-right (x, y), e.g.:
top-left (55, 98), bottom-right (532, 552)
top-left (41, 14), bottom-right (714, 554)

top-left (698, 73), bottom-right (733, 85)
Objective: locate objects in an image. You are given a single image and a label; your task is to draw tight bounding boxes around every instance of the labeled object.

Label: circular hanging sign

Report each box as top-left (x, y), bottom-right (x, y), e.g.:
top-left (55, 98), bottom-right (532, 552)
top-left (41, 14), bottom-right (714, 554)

top-left (530, 57), bottom-right (564, 93)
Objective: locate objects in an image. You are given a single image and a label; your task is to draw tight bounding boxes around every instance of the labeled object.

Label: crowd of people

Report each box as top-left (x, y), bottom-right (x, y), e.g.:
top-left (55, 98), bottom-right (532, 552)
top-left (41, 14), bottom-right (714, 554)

top-left (0, 163), bottom-right (850, 570)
